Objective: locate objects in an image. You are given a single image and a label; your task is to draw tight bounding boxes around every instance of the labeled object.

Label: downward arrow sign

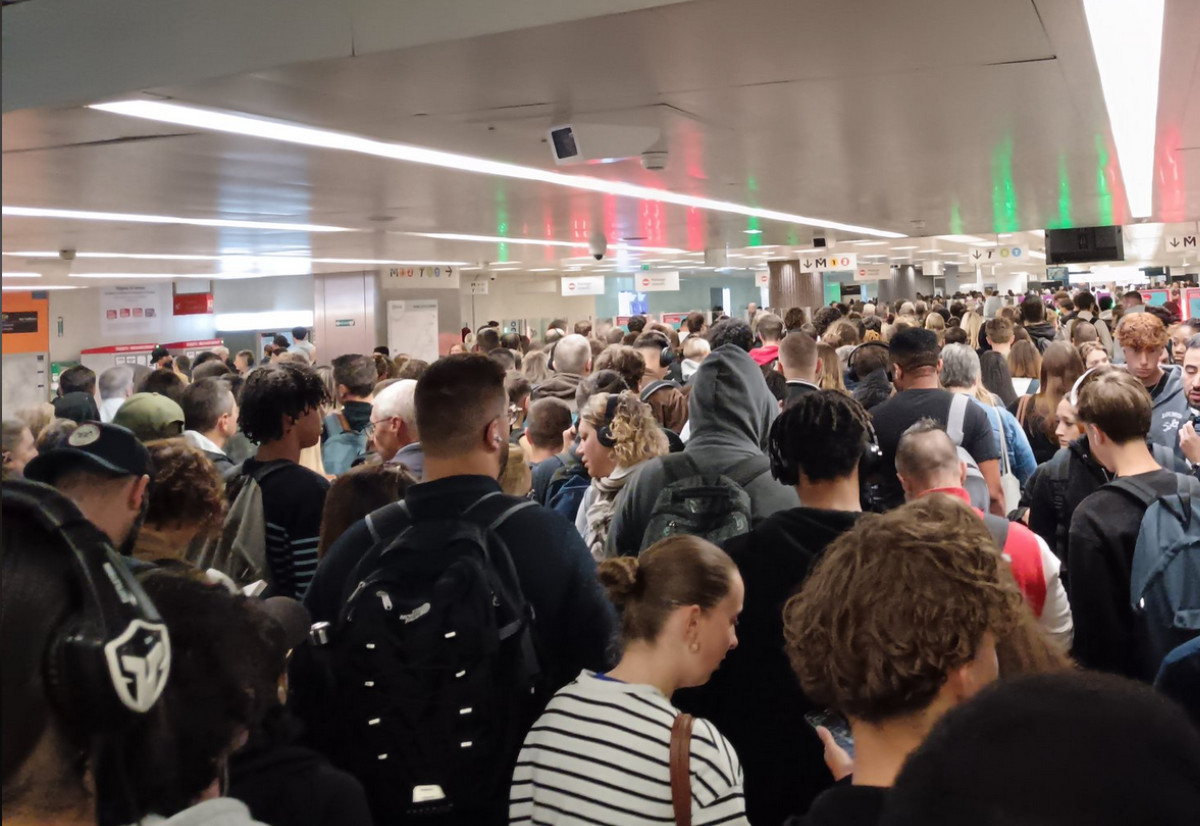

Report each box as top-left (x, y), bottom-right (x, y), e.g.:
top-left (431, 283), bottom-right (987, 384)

top-left (803, 259), bottom-right (813, 270)
top-left (972, 251), bottom-right (982, 260)
top-left (1170, 238), bottom-right (1180, 248)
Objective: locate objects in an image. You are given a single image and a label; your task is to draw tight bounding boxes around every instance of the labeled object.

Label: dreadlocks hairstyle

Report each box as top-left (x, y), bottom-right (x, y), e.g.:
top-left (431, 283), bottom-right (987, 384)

top-left (237, 363), bottom-right (330, 444)
top-left (769, 389), bottom-right (873, 484)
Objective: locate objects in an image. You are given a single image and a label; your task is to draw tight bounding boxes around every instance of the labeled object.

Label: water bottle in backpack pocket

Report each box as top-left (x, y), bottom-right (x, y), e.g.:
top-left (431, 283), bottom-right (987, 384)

top-left (1109, 474), bottom-right (1200, 681)
top-left (305, 493), bottom-right (542, 825)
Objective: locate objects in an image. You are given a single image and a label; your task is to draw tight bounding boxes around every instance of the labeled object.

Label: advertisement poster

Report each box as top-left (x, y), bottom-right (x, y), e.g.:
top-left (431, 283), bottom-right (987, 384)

top-left (100, 285), bottom-right (163, 337)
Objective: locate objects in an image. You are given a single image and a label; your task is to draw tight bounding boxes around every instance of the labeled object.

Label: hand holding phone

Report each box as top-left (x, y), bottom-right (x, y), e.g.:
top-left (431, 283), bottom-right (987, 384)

top-left (804, 709), bottom-right (855, 781)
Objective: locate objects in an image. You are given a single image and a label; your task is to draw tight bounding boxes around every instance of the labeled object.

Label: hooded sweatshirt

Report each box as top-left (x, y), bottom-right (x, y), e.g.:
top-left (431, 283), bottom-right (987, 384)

top-left (1023, 321), bottom-right (1058, 353)
top-left (749, 343), bottom-right (780, 367)
top-left (605, 345), bottom-right (799, 555)
top-left (675, 507), bottom-right (862, 826)
top-left (1147, 364), bottom-right (1189, 456)
top-left (531, 371), bottom-right (585, 413)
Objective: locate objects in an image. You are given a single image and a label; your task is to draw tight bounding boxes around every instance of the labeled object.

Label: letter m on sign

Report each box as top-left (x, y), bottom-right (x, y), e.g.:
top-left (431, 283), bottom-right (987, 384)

top-left (1186, 236), bottom-right (1197, 248)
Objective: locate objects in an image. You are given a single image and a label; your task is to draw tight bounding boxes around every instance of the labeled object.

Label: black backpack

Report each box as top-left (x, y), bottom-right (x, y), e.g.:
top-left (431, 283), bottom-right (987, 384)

top-left (639, 453), bottom-right (770, 552)
top-left (306, 492), bottom-right (541, 825)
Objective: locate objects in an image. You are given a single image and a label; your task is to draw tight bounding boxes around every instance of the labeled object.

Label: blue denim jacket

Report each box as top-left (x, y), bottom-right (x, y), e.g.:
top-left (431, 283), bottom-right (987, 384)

top-left (975, 398), bottom-right (1037, 485)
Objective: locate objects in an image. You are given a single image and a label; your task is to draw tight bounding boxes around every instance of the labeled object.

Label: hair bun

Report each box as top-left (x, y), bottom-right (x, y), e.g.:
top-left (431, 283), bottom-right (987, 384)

top-left (597, 556), bottom-right (640, 609)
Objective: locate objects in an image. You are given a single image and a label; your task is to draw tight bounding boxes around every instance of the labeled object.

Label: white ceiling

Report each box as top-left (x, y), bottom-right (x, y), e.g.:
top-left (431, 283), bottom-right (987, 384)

top-left (3, 0), bottom-right (1200, 289)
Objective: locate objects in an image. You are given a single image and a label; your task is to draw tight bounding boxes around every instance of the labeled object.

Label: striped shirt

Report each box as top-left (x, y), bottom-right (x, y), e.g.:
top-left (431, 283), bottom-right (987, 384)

top-left (243, 458), bottom-right (329, 599)
top-left (510, 671), bottom-right (748, 825)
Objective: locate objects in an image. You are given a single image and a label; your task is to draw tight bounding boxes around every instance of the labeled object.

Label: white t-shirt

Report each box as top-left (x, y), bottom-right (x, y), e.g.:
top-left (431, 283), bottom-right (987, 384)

top-left (510, 671), bottom-right (748, 825)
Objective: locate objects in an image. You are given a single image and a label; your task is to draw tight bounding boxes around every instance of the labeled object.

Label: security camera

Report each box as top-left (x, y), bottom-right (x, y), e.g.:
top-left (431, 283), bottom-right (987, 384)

top-left (589, 231), bottom-right (608, 261)
top-left (641, 149), bottom-right (668, 171)
top-left (59, 248), bottom-right (76, 261)
top-left (812, 235), bottom-right (827, 249)
top-left (489, 273), bottom-right (498, 281)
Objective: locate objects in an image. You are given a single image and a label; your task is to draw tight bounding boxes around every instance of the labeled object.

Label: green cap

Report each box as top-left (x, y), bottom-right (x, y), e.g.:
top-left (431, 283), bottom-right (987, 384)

top-left (113, 392), bottom-right (185, 442)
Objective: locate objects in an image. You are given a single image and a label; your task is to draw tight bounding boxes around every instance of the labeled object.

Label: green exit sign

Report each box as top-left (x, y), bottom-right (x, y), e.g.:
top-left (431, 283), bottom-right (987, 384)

top-left (641, 263), bottom-right (651, 271)
top-left (335, 319), bottom-right (356, 328)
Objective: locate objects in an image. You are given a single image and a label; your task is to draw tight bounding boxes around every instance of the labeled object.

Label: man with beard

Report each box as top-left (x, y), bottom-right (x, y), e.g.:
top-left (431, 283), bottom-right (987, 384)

top-left (23, 421), bottom-right (153, 562)
top-left (1178, 334), bottom-right (1200, 470)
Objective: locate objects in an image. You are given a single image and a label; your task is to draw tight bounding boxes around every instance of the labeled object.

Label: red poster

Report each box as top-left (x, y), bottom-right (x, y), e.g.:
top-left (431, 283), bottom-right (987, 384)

top-left (173, 293), bottom-right (214, 316)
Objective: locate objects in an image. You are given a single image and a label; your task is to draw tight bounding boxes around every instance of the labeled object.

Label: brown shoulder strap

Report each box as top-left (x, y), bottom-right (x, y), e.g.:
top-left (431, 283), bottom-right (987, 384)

top-left (1017, 394), bottom-right (1032, 427)
top-left (670, 713), bottom-right (694, 826)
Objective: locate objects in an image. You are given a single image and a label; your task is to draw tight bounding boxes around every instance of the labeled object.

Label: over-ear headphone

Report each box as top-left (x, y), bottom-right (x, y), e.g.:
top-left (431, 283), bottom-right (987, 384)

top-left (658, 346), bottom-right (675, 368)
top-left (767, 394), bottom-right (884, 490)
top-left (596, 394), bottom-right (621, 448)
top-left (3, 479), bottom-right (171, 728)
top-left (847, 341), bottom-right (892, 383)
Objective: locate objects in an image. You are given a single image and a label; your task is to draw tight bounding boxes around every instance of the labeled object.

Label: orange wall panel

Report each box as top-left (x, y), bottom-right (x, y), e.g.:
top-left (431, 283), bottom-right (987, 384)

top-left (2, 291), bottom-right (50, 355)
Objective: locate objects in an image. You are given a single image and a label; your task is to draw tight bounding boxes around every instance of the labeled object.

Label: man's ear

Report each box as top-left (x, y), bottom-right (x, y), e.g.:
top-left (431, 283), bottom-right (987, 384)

top-left (958, 461), bottom-right (968, 487)
top-left (336, 384), bottom-right (350, 400)
top-left (130, 474), bottom-right (151, 510)
top-left (814, 357), bottom-right (823, 377)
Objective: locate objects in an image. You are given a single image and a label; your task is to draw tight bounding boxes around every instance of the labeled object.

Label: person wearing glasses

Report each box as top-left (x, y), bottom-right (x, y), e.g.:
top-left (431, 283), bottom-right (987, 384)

top-left (367, 379), bottom-right (423, 481)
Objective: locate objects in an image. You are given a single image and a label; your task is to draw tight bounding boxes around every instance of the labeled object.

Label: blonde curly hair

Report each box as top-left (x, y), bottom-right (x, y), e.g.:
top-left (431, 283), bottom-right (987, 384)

top-left (580, 391), bottom-right (668, 468)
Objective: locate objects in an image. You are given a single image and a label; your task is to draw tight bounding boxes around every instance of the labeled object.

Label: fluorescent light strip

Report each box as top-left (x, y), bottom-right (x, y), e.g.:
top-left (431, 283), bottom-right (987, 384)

top-left (214, 310), bottom-right (314, 331)
top-left (409, 232), bottom-right (683, 254)
top-left (2, 206), bottom-right (352, 233)
top-left (2, 285), bottom-right (79, 291)
top-left (1083, 0), bottom-right (1164, 218)
top-left (1029, 250), bottom-right (1046, 259)
top-left (90, 100), bottom-right (905, 239)
top-left (2, 272), bottom-right (42, 278)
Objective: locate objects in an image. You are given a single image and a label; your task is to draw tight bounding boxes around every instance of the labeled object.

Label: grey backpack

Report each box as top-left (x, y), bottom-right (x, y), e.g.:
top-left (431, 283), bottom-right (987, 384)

top-left (639, 453), bottom-right (769, 552)
top-left (1108, 473), bottom-right (1200, 681)
top-left (947, 393), bottom-right (990, 512)
top-left (191, 459), bottom-right (289, 586)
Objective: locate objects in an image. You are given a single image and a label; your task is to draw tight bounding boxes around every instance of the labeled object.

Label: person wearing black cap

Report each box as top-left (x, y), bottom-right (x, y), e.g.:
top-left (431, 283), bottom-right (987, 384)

top-left (23, 421), bottom-right (153, 557)
top-left (150, 345), bottom-right (172, 368)
top-left (53, 364), bottom-right (101, 424)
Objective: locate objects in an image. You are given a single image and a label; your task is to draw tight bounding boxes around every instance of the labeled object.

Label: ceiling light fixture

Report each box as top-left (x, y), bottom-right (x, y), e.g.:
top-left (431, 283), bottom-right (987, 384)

top-left (407, 232), bottom-right (683, 254)
top-left (89, 100), bottom-right (905, 239)
top-left (939, 235), bottom-right (995, 246)
top-left (1083, 0), bottom-right (1164, 218)
top-left (2, 285), bottom-right (78, 291)
top-left (1029, 250), bottom-right (1047, 259)
top-left (4, 250), bottom-right (469, 267)
top-left (892, 245), bottom-right (919, 250)
top-left (742, 229), bottom-right (763, 235)
top-left (2, 206), bottom-right (352, 233)
top-left (1, 272), bottom-right (42, 278)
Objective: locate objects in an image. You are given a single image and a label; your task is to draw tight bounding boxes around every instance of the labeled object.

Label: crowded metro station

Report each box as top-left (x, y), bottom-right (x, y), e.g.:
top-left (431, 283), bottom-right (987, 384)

top-left (3, 1), bottom-right (1200, 824)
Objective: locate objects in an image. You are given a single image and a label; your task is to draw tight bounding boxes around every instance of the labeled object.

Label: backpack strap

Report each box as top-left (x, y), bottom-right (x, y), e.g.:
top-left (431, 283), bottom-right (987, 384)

top-left (1107, 476), bottom-right (1161, 509)
top-left (233, 458), bottom-right (291, 492)
top-left (661, 452), bottom-right (703, 485)
top-left (982, 513), bottom-right (1010, 550)
top-left (947, 393), bottom-right (968, 447)
top-left (725, 453), bottom-right (771, 488)
top-left (641, 379), bottom-right (681, 403)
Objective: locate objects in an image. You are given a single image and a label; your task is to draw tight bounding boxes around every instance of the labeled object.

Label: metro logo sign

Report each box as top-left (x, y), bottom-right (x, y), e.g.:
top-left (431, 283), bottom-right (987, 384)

top-left (967, 245), bottom-right (1025, 264)
top-left (800, 253), bottom-right (857, 272)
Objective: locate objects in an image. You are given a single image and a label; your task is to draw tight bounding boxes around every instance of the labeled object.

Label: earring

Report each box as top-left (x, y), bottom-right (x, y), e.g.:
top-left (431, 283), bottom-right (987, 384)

top-left (689, 641), bottom-right (700, 653)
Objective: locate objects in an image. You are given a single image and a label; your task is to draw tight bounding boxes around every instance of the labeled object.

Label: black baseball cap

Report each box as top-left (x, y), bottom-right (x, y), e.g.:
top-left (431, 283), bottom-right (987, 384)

top-left (24, 421), bottom-right (153, 484)
top-left (151, 346), bottom-right (170, 362)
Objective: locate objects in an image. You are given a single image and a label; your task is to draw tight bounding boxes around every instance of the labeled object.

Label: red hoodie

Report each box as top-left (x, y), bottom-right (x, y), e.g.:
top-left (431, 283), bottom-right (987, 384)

top-left (749, 344), bottom-right (779, 367)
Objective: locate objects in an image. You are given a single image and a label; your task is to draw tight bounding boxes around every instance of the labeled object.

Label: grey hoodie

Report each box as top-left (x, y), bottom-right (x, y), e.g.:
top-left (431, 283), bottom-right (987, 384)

top-left (606, 345), bottom-right (799, 555)
top-left (136, 798), bottom-right (268, 826)
top-left (1150, 364), bottom-right (1190, 457)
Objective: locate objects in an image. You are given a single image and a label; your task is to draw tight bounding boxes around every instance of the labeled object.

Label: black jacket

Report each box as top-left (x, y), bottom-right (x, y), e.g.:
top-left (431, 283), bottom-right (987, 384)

top-left (675, 507), bottom-right (862, 826)
top-left (229, 738), bottom-right (373, 826)
top-left (786, 784), bottom-right (888, 826)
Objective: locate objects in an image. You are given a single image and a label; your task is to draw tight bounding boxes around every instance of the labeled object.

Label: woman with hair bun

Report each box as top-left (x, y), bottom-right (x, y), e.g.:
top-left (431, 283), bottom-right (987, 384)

top-left (510, 536), bottom-right (748, 825)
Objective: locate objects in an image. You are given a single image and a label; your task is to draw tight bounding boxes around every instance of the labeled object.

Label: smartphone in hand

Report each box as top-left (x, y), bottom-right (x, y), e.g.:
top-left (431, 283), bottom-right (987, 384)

top-left (804, 709), bottom-right (855, 759)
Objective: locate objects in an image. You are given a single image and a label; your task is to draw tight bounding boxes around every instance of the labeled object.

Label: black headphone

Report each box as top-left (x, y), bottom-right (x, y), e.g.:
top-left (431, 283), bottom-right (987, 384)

top-left (638, 332), bottom-right (675, 368)
top-left (596, 394), bottom-right (621, 448)
top-left (3, 479), bottom-right (171, 728)
top-left (847, 341), bottom-right (892, 383)
top-left (767, 396), bottom-right (884, 487)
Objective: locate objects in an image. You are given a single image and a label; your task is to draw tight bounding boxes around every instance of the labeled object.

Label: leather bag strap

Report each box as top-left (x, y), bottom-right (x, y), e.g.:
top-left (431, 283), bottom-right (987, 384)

top-left (670, 713), bottom-right (694, 826)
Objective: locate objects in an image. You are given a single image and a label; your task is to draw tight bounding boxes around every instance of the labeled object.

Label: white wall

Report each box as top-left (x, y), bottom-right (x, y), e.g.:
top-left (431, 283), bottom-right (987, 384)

top-left (458, 276), bottom-right (598, 334)
top-left (49, 286), bottom-right (216, 363)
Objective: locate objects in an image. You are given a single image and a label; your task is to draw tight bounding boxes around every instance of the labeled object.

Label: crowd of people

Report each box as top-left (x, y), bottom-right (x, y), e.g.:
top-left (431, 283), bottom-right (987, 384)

top-left (4, 290), bottom-right (1200, 826)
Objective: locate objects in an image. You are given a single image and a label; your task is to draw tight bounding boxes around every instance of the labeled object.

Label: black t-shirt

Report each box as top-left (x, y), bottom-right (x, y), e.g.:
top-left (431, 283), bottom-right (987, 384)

top-left (1068, 468), bottom-right (1184, 679)
top-left (870, 388), bottom-right (999, 510)
top-left (243, 458), bottom-right (329, 599)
